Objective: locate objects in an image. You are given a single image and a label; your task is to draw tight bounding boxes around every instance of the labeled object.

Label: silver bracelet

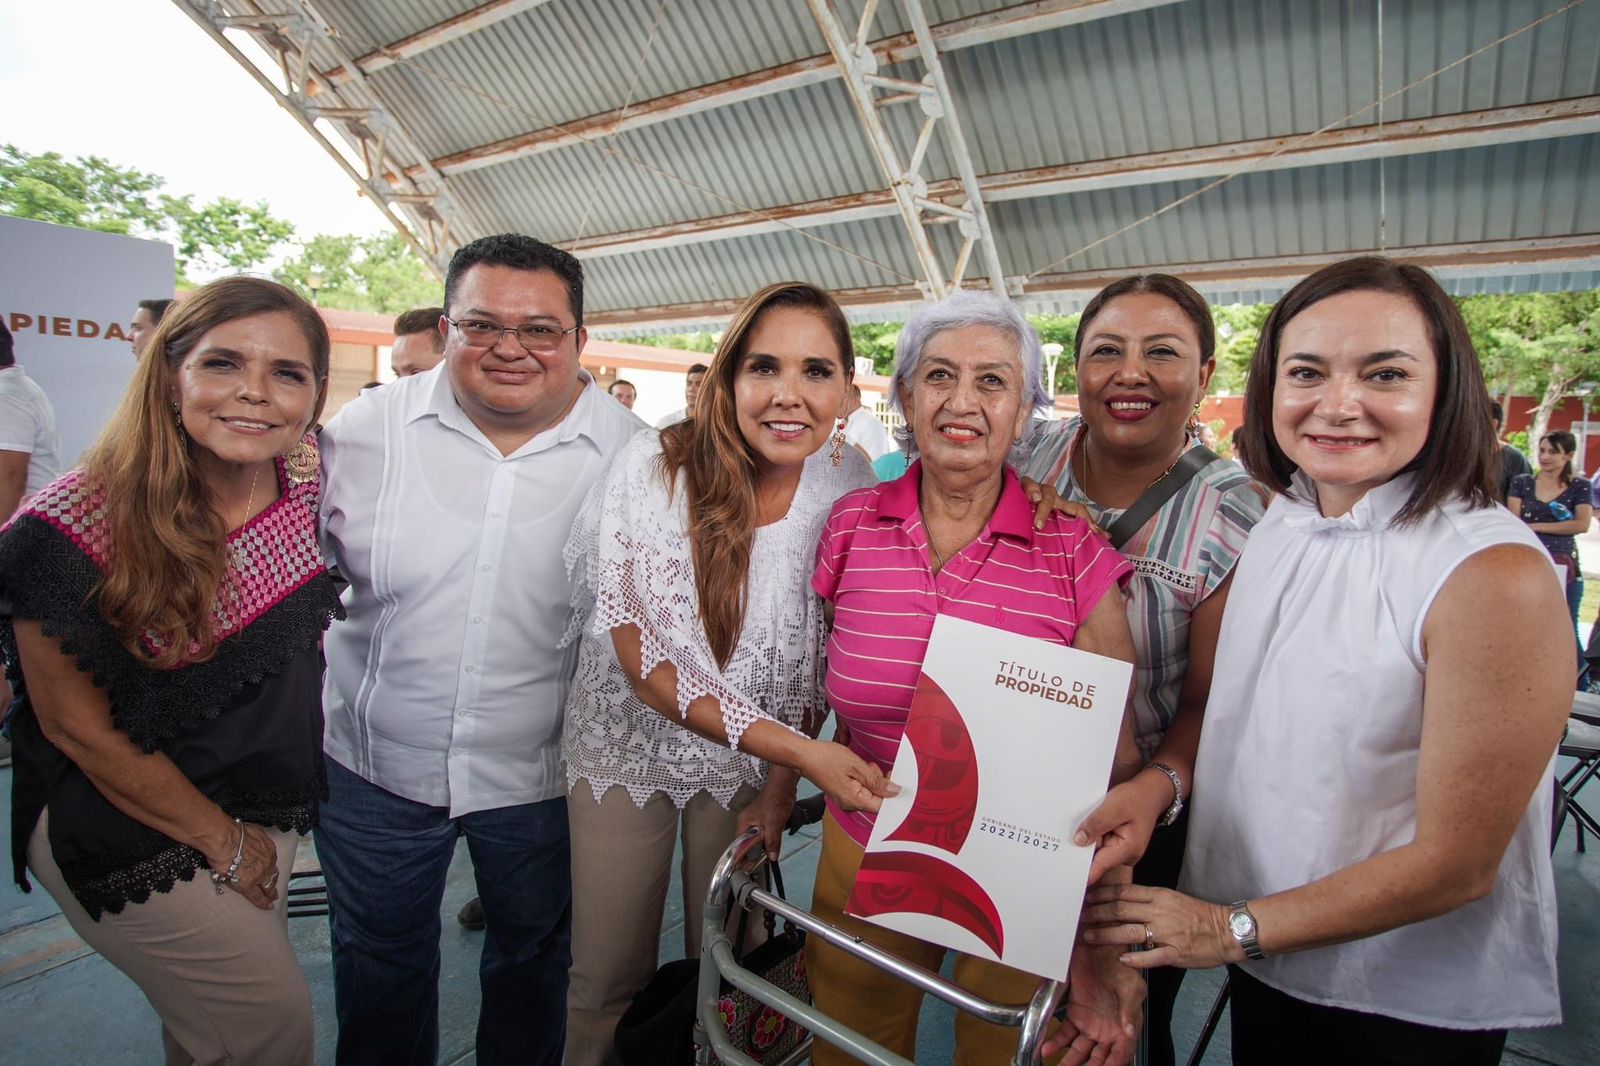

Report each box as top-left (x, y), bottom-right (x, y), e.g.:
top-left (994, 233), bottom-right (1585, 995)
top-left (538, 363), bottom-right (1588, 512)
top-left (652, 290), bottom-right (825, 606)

top-left (209, 818), bottom-right (245, 895)
top-left (1148, 762), bottom-right (1184, 827)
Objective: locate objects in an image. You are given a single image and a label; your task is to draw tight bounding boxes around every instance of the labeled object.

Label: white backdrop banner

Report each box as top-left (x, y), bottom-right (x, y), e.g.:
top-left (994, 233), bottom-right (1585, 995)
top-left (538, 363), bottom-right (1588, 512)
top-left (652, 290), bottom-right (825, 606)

top-left (0, 215), bottom-right (174, 466)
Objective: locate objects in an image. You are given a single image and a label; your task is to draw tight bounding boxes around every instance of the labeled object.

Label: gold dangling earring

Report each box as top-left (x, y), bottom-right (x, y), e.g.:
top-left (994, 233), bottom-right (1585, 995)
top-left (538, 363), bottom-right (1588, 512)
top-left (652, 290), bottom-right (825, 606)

top-left (1187, 400), bottom-right (1204, 438)
top-left (283, 436), bottom-right (321, 484)
top-left (830, 417), bottom-right (847, 467)
top-left (171, 401), bottom-right (186, 442)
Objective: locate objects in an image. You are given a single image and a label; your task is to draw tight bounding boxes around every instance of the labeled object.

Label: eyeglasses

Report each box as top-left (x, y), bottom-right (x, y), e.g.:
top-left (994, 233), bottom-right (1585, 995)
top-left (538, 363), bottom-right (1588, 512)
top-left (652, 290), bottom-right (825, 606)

top-left (445, 316), bottom-right (579, 354)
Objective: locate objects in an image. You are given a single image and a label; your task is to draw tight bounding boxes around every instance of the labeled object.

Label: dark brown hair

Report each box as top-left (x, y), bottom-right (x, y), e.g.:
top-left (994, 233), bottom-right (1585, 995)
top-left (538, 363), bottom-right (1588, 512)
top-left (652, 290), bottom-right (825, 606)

top-left (659, 282), bottom-right (854, 667)
top-left (1236, 255), bottom-right (1496, 525)
top-left (83, 277), bottom-right (330, 665)
top-left (393, 306), bottom-right (445, 343)
top-left (1543, 430), bottom-right (1577, 486)
top-left (1074, 273), bottom-right (1216, 364)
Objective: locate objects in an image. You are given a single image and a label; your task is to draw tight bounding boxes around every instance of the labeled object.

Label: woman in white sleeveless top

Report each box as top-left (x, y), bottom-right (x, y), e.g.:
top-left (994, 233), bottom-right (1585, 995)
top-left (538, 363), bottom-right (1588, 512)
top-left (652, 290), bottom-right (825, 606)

top-left (1068, 256), bottom-right (1568, 1065)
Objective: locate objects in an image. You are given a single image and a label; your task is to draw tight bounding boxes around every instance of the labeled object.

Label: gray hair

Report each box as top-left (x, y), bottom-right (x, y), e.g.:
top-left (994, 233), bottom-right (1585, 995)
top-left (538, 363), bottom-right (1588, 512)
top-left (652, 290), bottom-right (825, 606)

top-left (888, 291), bottom-right (1050, 453)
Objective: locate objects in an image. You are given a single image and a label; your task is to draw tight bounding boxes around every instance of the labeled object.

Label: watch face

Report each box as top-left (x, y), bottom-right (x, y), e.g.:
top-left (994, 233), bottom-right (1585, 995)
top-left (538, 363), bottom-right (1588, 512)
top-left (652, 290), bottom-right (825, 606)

top-left (1229, 910), bottom-right (1255, 939)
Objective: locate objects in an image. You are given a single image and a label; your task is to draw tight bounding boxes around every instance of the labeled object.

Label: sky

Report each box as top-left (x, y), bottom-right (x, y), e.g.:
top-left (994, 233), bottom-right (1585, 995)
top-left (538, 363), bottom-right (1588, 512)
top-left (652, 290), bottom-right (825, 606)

top-left (0, 1), bottom-right (392, 240)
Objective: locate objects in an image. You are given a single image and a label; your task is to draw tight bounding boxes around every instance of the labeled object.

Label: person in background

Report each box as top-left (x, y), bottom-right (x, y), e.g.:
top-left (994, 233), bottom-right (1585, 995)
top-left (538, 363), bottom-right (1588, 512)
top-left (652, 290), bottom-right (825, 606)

top-left (607, 378), bottom-right (637, 409)
top-left (1491, 400), bottom-right (1532, 502)
top-left (561, 282), bottom-right (880, 1064)
top-left (0, 322), bottom-right (61, 521)
top-left (2, 277), bottom-right (340, 1065)
top-left (1018, 273), bottom-right (1268, 1066)
top-left (809, 291), bottom-right (1143, 1066)
top-left (656, 363), bottom-right (708, 428)
top-left (317, 234), bottom-right (645, 1066)
top-left (1075, 256), bottom-right (1568, 1066)
top-left (1508, 430), bottom-right (1592, 640)
top-left (128, 298), bottom-right (174, 359)
top-left (390, 307), bottom-right (447, 378)
top-left (842, 383), bottom-right (893, 462)
top-left (871, 448), bottom-right (910, 482)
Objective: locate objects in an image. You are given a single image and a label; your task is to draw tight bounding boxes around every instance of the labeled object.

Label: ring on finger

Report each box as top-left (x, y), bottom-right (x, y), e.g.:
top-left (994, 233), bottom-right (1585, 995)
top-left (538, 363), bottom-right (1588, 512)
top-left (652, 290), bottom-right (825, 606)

top-left (1144, 924), bottom-right (1156, 950)
top-left (260, 872), bottom-right (280, 890)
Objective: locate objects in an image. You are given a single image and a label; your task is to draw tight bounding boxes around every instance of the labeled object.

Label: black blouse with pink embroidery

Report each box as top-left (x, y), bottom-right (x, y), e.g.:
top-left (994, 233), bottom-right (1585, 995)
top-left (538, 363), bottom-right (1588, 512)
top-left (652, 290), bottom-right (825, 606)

top-left (0, 451), bottom-right (343, 919)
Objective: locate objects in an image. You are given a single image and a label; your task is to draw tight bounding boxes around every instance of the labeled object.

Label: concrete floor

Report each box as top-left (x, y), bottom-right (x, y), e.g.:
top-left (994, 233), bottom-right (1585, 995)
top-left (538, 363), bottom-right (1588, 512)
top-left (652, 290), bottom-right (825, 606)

top-left (3, 766), bottom-right (1598, 1065)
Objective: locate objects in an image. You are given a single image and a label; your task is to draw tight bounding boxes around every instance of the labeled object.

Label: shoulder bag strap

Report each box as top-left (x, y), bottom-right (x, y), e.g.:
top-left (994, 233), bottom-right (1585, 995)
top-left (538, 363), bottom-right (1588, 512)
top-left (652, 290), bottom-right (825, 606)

top-left (1105, 445), bottom-right (1222, 550)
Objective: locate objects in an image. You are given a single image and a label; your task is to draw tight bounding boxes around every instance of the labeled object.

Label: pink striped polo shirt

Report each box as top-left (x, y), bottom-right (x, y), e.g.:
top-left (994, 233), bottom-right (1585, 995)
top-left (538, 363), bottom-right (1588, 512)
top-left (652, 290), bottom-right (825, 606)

top-left (812, 462), bottom-right (1132, 846)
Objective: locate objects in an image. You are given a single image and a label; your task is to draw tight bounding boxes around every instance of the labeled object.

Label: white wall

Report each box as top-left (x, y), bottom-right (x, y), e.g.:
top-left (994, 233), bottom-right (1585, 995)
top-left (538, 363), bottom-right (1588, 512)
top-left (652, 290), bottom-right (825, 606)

top-left (0, 216), bottom-right (174, 465)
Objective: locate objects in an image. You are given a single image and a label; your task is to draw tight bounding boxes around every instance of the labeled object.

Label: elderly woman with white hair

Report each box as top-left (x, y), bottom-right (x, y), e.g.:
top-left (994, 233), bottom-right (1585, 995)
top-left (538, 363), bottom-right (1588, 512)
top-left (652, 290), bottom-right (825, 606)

top-left (803, 290), bottom-right (1146, 1066)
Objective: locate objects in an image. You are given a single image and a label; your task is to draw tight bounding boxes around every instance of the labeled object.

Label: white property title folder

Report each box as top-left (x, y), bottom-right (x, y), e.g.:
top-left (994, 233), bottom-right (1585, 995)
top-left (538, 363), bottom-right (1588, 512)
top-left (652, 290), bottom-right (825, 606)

top-left (846, 614), bottom-right (1134, 980)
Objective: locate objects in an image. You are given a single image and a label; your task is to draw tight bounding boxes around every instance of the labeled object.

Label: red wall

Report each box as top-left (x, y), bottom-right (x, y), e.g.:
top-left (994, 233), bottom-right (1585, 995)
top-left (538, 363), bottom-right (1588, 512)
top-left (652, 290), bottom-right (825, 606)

top-left (1503, 395), bottom-right (1600, 474)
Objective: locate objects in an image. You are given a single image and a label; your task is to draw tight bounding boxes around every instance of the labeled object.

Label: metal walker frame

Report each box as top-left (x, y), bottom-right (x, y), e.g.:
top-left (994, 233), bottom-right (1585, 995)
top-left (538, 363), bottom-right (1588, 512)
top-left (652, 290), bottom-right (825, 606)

top-left (692, 825), bottom-right (1066, 1066)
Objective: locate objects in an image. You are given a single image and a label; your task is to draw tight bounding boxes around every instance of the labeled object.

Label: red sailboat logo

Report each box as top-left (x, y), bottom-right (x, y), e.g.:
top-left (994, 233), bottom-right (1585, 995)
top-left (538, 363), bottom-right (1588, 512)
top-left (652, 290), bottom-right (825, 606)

top-left (849, 673), bottom-right (1004, 957)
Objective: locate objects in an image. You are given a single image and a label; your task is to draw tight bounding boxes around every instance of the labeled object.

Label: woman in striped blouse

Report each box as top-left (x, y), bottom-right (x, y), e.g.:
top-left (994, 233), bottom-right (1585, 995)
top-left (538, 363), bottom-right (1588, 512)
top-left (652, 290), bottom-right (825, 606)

top-left (1020, 274), bottom-right (1268, 1066)
top-left (806, 290), bottom-right (1145, 1066)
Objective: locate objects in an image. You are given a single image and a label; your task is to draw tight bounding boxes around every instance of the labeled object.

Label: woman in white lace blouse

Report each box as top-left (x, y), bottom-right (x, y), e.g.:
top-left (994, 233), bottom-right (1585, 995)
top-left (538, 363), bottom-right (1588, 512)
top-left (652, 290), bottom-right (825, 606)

top-left (560, 282), bottom-right (892, 1065)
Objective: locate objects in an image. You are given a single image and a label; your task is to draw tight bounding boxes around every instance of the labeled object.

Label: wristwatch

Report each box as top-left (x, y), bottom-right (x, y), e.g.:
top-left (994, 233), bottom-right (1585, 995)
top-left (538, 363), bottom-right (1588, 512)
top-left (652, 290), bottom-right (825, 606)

top-left (1228, 900), bottom-right (1266, 961)
top-left (1148, 762), bottom-right (1184, 827)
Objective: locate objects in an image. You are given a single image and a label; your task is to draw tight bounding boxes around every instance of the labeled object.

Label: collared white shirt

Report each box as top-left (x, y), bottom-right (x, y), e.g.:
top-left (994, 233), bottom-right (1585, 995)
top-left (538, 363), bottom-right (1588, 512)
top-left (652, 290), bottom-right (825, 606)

top-left (320, 365), bottom-right (646, 815)
top-left (842, 406), bottom-right (893, 462)
top-left (1183, 472), bottom-right (1562, 1029)
top-left (0, 366), bottom-right (61, 496)
top-left (655, 406), bottom-right (687, 430)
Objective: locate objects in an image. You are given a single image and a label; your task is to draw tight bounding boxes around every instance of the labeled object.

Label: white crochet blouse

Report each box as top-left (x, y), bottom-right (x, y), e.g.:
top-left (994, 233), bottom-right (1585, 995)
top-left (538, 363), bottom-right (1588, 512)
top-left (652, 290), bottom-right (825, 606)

top-left (562, 430), bottom-right (875, 809)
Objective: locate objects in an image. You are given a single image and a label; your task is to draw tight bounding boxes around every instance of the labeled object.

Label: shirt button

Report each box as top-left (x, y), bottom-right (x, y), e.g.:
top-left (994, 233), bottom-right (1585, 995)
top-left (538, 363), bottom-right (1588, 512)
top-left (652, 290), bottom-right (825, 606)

top-left (480, 564), bottom-right (491, 572)
top-left (490, 511), bottom-right (503, 519)
top-left (472, 616), bottom-right (484, 624)
top-left (464, 664), bottom-right (477, 674)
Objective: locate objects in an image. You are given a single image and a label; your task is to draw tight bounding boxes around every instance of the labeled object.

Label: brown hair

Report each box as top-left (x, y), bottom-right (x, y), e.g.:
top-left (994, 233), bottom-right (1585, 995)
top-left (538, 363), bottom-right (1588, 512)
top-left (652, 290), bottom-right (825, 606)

top-left (1543, 430), bottom-right (1577, 486)
top-left (1236, 255), bottom-right (1496, 525)
top-left (82, 277), bottom-right (330, 666)
top-left (1073, 273), bottom-right (1216, 364)
top-left (659, 282), bottom-right (854, 667)
top-left (393, 306), bottom-right (445, 347)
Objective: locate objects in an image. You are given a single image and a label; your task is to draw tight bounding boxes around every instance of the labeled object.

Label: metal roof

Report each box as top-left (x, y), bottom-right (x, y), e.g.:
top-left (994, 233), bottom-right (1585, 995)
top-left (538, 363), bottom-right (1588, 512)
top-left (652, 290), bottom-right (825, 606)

top-left (177, 0), bottom-right (1600, 330)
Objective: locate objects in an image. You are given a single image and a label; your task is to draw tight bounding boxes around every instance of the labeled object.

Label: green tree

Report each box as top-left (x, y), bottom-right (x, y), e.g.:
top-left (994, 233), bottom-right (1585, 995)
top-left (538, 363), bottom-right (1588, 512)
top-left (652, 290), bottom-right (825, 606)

top-left (850, 322), bottom-right (901, 376)
top-left (0, 144), bottom-right (165, 234)
top-left (165, 195), bottom-right (295, 282)
top-left (1029, 313), bottom-right (1080, 395)
top-left (274, 232), bottom-right (438, 314)
top-left (1458, 292), bottom-right (1600, 446)
top-left (0, 144), bottom-right (294, 282)
top-left (613, 331), bottom-right (719, 354)
top-left (1212, 303), bottom-right (1272, 395)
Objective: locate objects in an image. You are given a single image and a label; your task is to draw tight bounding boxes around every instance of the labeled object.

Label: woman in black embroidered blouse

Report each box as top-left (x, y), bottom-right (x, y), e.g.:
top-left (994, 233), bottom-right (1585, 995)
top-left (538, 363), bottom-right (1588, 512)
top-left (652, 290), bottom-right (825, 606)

top-left (0, 278), bottom-right (342, 1066)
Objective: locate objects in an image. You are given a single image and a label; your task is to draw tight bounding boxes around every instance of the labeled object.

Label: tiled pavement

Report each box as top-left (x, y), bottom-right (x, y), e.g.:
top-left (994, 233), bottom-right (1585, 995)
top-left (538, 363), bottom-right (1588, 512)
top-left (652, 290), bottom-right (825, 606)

top-left (4, 770), bottom-right (1598, 1065)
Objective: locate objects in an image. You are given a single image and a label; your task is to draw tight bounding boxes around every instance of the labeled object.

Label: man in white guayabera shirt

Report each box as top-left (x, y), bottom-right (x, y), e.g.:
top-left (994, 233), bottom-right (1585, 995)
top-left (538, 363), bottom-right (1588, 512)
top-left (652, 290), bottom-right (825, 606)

top-left (0, 322), bottom-right (62, 522)
top-left (316, 234), bottom-right (644, 1066)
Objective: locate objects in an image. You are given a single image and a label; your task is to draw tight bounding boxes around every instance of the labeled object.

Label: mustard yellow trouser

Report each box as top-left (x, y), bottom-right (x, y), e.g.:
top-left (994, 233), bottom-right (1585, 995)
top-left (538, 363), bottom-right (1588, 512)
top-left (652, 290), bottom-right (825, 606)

top-left (807, 813), bottom-right (1048, 1066)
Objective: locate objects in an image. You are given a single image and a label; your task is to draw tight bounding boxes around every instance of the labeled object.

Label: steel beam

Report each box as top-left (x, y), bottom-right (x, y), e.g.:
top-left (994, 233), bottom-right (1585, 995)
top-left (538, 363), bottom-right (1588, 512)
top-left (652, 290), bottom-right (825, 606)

top-left (808, 0), bottom-right (954, 296)
top-left (804, 0), bottom-right (1011, 300)
top-left (321, 0), bottom-right (553, 85)
top-left (172, 0), bottom-right (489, 275)
top-left (170, 0), bottom-right (449, 276)
top-left (582, 235), bottom-right (1600, 330)
top-left (386, 0), bottom-right (1186, 181)
top-left (560, 97), bottom-right (1600, 259)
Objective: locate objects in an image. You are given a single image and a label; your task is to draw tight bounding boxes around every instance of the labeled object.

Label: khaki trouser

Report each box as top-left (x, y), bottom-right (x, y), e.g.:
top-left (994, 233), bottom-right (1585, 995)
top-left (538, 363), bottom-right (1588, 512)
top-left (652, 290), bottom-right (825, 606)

top-left (564, 781), bottom-right (759, 1066)
top-left (28, 807), bottom-right (311, 1066)
top-left (808, 813), bottom-right (1044, 1066)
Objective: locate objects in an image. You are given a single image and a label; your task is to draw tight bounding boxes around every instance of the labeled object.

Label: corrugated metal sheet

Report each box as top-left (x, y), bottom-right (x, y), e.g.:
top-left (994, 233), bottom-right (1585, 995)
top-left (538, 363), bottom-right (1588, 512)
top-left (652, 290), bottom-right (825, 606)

top-left (206, 0), bottom-right (1600, 318)
top-left (576, 133), bottom-right (1600, 314)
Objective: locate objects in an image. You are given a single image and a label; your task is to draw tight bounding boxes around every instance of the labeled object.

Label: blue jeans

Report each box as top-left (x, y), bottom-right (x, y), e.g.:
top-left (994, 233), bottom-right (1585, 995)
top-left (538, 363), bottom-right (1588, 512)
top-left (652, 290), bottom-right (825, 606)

top-left (317, 758), bottom-right (572, 1066)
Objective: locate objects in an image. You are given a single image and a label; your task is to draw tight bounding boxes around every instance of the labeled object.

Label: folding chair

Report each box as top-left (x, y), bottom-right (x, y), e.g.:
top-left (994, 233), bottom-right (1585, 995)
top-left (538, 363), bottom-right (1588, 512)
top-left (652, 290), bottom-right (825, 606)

top-left (1555, 704), bottom-right (1600, 853)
